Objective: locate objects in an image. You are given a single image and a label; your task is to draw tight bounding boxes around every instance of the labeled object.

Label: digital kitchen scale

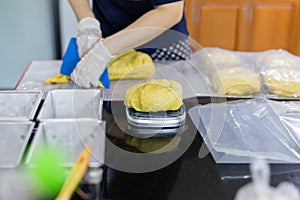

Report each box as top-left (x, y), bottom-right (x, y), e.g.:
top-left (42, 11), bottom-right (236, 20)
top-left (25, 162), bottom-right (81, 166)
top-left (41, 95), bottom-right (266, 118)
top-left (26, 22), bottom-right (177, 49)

top-left (126, 105), bottom-right (186, 128)
top-left (126, 123), bottom-right (188, 138)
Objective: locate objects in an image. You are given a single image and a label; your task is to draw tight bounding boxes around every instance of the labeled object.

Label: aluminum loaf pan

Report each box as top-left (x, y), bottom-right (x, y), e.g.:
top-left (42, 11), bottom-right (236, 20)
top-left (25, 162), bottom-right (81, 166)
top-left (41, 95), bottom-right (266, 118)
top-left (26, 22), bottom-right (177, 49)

top-left (0, 122), bottom-right (34, 168)
top-left (26, 119), bottom-right (105, 168)
top-left (37, 89), bottom-right (103, 120)
top-left (0, 90), bottom-right (43, 121)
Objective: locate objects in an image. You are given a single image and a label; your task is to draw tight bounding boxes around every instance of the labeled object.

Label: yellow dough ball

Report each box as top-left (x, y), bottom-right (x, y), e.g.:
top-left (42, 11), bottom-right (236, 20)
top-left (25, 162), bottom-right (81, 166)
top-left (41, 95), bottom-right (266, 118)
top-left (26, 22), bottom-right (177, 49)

top-left (108, 50), bottom-right (155, 80)
top-left (44, 74), bottom-right (70, 85)
top-left (124, 79), bottom-right (183, 112)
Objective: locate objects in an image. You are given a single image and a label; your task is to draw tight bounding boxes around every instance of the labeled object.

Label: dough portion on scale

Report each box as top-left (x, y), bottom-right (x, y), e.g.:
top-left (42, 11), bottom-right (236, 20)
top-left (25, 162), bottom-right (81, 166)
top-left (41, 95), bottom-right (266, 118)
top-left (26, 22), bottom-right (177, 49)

top-left (124, 79), bottom-right (183, 112)
top-left (211, 66), bottom-right (260, 95)
top-left (263, 67), bottom-right (300, 96)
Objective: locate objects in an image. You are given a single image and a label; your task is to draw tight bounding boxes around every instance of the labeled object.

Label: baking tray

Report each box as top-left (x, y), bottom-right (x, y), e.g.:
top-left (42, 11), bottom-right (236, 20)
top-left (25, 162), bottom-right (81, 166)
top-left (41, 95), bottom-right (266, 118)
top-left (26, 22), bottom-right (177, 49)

top-left (0, 90), bottom-right (43, 121)
top-left (0, 122), bottom-right (34, 168)
top-left (37, 89), bottom-right (103, 120)
top-left (25, 119), bottom-right (105, 168)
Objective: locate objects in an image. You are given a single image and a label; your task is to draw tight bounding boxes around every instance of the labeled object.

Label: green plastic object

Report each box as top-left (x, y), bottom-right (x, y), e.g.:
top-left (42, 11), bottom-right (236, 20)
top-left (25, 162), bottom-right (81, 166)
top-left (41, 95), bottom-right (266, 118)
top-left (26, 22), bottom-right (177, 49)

top-left (26, 147), bottom-right (66, 197)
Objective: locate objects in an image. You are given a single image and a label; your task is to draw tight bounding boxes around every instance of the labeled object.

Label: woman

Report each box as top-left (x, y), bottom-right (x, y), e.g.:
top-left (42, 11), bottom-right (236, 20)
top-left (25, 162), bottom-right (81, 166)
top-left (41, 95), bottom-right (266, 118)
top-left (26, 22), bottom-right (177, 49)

top-left (69, 0), bottom-right (190, 88)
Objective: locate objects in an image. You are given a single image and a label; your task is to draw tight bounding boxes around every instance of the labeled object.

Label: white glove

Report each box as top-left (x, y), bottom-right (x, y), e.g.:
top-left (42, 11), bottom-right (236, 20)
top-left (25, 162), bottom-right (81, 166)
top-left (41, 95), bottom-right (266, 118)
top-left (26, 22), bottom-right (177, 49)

top-left (71, 39), bottom-right (114, 88)
top-left (76, 17), bottom-right (102, 58)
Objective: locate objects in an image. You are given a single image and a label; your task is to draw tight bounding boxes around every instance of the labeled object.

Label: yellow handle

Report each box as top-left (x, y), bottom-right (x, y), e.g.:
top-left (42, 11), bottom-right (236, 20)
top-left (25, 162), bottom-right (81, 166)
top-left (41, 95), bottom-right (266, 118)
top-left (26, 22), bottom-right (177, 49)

top-left (55, 145), bottom-right (92, 200)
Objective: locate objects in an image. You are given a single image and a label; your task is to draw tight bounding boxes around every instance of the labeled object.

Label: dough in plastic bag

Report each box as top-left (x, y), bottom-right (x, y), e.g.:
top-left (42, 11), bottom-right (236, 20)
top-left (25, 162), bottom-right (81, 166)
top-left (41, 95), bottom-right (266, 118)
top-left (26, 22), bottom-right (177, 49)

top-left (124, 79), bottom-right (183, 112)
top-left (263, 67), bottom-right (300, 96)
top-left (211, 66), bottom-right (260, 95)
top-left (108, 50), bottom-right (155, 80)
top-left (259, 53), bottom-right (297, 68)
top-left (205, 50), bottom-right (241, 68)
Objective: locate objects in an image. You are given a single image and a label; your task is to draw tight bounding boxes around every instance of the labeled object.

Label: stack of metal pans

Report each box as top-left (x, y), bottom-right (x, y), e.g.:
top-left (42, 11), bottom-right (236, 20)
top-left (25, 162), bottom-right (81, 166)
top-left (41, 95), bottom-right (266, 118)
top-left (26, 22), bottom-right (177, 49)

top-left (27, 89), bottom-right (105, 184)
top-left (0, 90), bottom-right (42, 168)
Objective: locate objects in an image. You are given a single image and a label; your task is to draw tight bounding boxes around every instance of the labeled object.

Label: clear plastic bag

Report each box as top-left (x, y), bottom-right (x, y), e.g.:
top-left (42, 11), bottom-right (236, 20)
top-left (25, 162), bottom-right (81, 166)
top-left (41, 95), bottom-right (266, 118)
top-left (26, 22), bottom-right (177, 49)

top-left (255, 49), bottom-right (300, 69)
top-left (261, 66), bottom-right (300, 97)
top-left (190, 48), bottom-right (261, 97)
top-left (191, 47), bottom-right (243, 73)
top-left (188, 98), bottom-right (300, 163)
top-left (190, 48), bottom-right (300, 98)
top-left (256, 50), bottom-right (300, 97)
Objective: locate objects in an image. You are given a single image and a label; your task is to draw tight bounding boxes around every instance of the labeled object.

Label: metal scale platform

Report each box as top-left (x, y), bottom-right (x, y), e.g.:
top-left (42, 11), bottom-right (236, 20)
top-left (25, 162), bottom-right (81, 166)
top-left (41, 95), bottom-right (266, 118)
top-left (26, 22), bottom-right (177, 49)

top-left (126, 105), bottom-right (186, 138)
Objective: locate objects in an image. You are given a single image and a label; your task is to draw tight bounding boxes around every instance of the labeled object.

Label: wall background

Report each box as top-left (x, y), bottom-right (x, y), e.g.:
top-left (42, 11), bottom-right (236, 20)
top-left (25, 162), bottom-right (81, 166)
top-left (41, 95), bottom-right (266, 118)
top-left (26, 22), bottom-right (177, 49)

top-left (59, 0), bottom-right (78, 56)
top-left (0, 0), bottom-right (56, 89)
top-left (59, 0), bottom-right (93, 55)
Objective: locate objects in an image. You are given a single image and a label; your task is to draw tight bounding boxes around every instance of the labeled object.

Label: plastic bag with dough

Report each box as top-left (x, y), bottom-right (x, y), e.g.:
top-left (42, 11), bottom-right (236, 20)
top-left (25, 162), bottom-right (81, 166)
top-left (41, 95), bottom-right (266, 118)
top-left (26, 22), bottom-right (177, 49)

top-left (211, 67), bottom-right (260, 95)
top-left (108, 50), bottom-right (155, 80)
top-left (44, 74), bottom-right (70, 85)
top-left (258, 53), bottom-right (297, 68)
top-left (206, 50), bottom-right (241, 68)
top-left (196, 50), bottom-right (241, 73)
top-left (263, 67), bottom-right (300, 96)
top-left (124, 79), bottom-right (183, 112)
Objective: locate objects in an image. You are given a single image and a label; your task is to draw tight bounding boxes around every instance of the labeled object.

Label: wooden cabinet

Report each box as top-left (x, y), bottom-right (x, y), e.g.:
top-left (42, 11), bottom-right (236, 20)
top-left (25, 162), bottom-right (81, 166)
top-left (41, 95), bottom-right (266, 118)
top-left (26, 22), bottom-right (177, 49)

top-left (185, 0), bottom-right (300, 56)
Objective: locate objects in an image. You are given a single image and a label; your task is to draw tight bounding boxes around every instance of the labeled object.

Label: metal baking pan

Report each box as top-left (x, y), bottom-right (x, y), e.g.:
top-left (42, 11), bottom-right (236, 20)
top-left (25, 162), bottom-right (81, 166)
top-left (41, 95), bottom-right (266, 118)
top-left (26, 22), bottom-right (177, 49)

top-left (0, 122), bottom-right (34, 168)
top-left (25, 119), bottom-right (105, 168)
top-left (0, 90), bottom-right (43, 121)
top-left (37, 89), bottom-right (103, 120)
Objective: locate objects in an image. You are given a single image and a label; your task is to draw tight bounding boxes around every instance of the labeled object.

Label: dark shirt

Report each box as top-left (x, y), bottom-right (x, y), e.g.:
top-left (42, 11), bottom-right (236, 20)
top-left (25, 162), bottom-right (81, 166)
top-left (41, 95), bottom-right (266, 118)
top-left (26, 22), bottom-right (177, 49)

top-left (93, 0), bottom-right (189, 55)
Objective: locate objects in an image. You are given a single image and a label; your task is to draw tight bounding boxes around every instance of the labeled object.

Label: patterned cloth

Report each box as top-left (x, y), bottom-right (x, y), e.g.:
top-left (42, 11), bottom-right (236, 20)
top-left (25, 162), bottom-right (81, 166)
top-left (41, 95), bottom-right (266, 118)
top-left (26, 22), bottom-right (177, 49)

top-left (151, 38), bottom-right (192, 61)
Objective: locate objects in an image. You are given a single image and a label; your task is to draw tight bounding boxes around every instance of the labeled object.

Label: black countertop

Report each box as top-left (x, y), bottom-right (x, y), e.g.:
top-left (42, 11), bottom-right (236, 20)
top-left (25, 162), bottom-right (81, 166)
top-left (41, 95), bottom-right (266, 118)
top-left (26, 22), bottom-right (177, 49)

top-left (101, 97), bottom-right (300, 200)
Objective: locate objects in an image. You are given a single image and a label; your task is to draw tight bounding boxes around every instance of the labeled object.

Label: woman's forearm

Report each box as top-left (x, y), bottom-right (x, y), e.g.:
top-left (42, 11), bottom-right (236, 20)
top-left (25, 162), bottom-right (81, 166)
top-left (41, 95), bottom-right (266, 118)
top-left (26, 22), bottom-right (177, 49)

top-left (68, 0), bottom-right (95, 21)
top-left (103, 1), bottom-right (184, 55)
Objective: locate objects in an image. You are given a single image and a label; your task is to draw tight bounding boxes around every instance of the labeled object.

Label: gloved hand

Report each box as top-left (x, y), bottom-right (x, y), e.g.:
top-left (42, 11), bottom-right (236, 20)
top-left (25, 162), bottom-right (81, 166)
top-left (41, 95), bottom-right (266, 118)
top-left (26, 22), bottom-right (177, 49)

top-left (70, 39), bottom-right (114, 88)
top-left (76, 17), bottom-right (102, 58)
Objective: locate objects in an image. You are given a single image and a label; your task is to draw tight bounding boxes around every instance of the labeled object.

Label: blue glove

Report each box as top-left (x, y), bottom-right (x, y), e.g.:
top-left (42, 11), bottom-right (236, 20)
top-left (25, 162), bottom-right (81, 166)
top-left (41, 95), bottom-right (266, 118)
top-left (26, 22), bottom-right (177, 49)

top-left (60, 38), bottom-right (80, 76)
top-left (60, 37), bottom-right (110, 88)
